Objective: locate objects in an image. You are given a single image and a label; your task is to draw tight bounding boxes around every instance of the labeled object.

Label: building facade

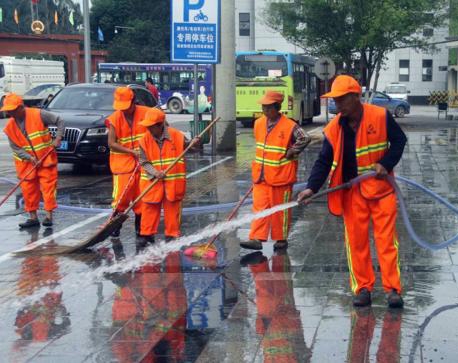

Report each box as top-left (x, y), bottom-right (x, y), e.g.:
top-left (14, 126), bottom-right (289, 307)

top-left (235, 0), bottom-right (305, 54)
top-left (376, 26), bottom-right (449, 105)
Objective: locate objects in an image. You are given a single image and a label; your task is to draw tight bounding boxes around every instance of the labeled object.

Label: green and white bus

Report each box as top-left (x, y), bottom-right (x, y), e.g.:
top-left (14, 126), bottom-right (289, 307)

top-left (236, 51), bottom-right (321, 127)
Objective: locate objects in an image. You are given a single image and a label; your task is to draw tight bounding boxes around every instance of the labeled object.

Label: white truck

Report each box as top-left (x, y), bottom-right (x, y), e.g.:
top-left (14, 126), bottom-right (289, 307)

top-left (0, 57), bottom-right (65, 102)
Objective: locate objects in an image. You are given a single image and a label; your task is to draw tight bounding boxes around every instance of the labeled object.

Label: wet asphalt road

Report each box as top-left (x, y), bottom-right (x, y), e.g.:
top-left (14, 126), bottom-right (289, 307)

top-left (0, 108), bottom-right (458, 362)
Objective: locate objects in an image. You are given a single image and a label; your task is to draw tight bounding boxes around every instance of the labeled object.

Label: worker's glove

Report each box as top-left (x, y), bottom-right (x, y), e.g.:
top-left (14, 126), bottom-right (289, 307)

top-left (285, 149), bottom-right (297, 160)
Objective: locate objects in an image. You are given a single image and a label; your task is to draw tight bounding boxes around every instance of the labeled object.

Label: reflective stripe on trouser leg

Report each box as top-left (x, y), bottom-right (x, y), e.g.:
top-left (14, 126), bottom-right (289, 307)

top-left (38, 166), bottom-right (58, 211)
top-left (140, 202), bottom-right (161, 236)
top-left (249, 182), bottom-right (271, 241)
top-left (111, 172), bottom-right (142, 214)
top-left (342, 185), bottom-right (375, 294)
top-left (21, 178), bottom-right (40, 212)
top-left (270, 185), bottom-right (293, 241)
top-left (369, 192), bottom-right (402, 293)
top-left (164, 199), bottom-right (182, 237)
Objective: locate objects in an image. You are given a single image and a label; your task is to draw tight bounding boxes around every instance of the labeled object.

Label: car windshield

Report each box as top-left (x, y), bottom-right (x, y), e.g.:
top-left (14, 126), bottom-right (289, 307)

top-left (236, 54), bottom-right (288, 78)
top-left (24, 84), bottom-right (57, 96)
top-left (385, 85), bottom-right (407, 93)
top-left (47, 87), bottom-right (114, 111)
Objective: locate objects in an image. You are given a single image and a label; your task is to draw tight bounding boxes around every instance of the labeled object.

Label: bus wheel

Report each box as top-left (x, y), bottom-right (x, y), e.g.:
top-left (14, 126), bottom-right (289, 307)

top-left (168, 98), bottom-right (183, 114)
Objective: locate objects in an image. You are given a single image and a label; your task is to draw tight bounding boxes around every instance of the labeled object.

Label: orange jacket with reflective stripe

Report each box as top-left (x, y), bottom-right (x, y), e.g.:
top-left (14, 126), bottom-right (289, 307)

top-left (107, 105), bottom-right (148, 174)
top-left (252, 114), bottom-right (298, 186)
top-left (3, 108), bottom-right (57, 180)
top-left (324, 103), bottom-right (394, 216)
top-left (139, 127), bottom-right (186, 203)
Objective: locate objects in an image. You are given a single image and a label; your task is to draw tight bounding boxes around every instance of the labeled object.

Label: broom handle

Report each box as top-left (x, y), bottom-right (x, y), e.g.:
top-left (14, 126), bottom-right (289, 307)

top-left (0, 147), bottom-right (54, 208)
top-left (204, 184), bottom-right (254, 248)
top-left (124, 117), bottom-right (220, 215)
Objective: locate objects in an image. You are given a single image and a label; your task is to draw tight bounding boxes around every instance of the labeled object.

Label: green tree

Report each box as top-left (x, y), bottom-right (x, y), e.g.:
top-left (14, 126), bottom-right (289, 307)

top-left (0, 0), bottom-right (82, 35)
top-left (91, 0), bottom-right (170, 62)
top-left (265, 0), bottom-right (447, 90)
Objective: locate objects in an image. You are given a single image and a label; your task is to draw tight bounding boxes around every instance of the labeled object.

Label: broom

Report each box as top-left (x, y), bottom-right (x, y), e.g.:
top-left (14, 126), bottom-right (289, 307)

top-left (184, 184), bottom-right (254, 260)
top-left (62, 117), bottom-right (220, 253)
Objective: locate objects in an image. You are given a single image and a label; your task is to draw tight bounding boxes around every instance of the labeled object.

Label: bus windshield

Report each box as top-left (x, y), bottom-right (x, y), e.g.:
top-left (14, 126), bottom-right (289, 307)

top-left (236, 54), bottom-right (288, 79)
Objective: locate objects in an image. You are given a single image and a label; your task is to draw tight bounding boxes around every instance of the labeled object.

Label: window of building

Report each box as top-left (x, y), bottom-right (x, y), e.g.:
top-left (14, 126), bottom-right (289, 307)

top-left (239, 13), bottom-right (250, 36)
top-left (399, 60), bottom-right (410, 82)
top-left (422, 59), bottom-right (433, 81)
top-left (423, 28), bottom-right (433, 37)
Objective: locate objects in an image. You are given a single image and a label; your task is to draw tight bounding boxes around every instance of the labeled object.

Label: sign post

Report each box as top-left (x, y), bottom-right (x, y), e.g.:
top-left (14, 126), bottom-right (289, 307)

top-left (315, 57), bottom-right (336, 123)
top-left (171, 0), bottom-right (221, 152)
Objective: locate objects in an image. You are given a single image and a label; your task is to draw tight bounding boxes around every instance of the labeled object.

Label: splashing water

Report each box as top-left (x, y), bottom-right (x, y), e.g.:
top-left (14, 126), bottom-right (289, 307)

top-left (95, 200), bottom-right (298, 276)
top-left (4, 200), bottom-right (299, 310)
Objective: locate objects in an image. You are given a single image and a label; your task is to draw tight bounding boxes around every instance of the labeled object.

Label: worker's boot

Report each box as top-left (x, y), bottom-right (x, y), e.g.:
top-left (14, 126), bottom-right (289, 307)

top-left (19, 218), bottom-right (40, 229)
top-left (142, 235), bottom-right (155, 244)
top-left (273, 240), bottom-right (288, 250)
top-left (165, 236), bottom-right (176, 243)
top-left (134, 214), bottom-right (142, 237)
top-left (240, 251), bottom-right (267, 267)
top-left (387, 289), bottom-right (404, 308)
top-left (239, 239), bottom-right (264, 250)
top-left (353, 288), bottom-right (372, 307)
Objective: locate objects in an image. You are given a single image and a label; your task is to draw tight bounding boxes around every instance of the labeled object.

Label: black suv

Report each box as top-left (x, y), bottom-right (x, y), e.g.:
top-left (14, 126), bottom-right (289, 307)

top-left (45, 83), bottom-right (157, 165)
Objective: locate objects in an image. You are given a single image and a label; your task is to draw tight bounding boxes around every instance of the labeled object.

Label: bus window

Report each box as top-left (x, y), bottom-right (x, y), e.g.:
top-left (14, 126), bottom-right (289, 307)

top-left (161, 72), bottom-right (170, 90)
top-left (171, 71), bottom-right (192, 91)
top-left (0, 64), bottom-right (4, 78)
top-left (236, 54), bottom-right (288, 78)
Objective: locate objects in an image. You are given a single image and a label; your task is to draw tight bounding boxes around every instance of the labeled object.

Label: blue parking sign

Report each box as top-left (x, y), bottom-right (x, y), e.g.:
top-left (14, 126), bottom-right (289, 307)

top-left (171, 0), bottom-right (221, 63)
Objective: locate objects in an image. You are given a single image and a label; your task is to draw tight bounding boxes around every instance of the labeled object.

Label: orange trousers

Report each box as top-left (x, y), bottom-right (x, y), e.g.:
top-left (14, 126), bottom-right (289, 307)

top-left (21, 166), bottom-right (57, 212)
top-left (249, 182), bottom-right (293, 241)
top-left (343, 185), bottom-right (401, 294)
top-left (112, 171), bottom-right (142, 214)
top-left (140, 199), bottom-right (182, 237)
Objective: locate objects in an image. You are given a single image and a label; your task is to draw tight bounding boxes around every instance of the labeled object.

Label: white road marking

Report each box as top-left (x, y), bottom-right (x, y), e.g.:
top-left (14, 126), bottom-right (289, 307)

top-left (187, 156), bottom-right (233, 178)
top-left (0, 212), bottom-right (108, 264)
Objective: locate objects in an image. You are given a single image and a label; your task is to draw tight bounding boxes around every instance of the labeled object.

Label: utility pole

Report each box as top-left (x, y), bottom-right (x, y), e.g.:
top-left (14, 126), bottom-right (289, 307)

top-left (83, 0), bottom-right (92, 83)
top-left (215, 0), bottom-right (236, 151)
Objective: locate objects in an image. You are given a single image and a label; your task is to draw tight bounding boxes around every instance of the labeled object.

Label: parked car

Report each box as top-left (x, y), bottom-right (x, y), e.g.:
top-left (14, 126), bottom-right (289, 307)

top-left (328, 91), bottom-right (410, 118)
top-left (384, 83), bottom-right (410, 101)
top-left (45, 83), bottom-right (157, 166)
top-left (23, 83), bottom-right (63, 108)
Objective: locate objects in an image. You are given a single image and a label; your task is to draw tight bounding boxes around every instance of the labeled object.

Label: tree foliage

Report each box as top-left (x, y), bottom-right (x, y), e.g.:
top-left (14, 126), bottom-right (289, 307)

top-left (90, 0), bottom-right (170, 63)
top-left (265, 0), bottom-right (447, 88)
top-left (0, 0), bottom-right (83, 35)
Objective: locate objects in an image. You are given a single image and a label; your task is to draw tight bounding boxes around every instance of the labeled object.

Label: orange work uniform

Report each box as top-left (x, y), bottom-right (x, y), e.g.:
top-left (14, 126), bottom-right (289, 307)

top-left (250, 114), bottom-right (298, 241)
top-left (139, 127), bottom-right (186, 238)
top-left (325, 103), bottom-right (402, 294)
top-left (3, 108), bottom-right (58, 212)
top-left (107, 105), bottom-right (149, 214)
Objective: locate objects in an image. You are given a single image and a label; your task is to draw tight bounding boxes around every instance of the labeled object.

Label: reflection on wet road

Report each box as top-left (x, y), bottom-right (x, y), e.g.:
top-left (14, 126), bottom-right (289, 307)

top-left (0, 124), bottom-right (458, 361)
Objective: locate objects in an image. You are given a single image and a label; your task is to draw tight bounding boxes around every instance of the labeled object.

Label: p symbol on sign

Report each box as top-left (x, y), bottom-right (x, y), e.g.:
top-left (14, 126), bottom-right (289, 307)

top-left (184, 0), bottom-right (205, 21)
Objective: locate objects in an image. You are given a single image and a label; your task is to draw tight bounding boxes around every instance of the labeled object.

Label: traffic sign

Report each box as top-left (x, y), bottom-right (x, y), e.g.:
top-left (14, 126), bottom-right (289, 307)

top-left (315, 57), bottom-right (336, 80)
top-left (171, 0), bottom-right (221, 63)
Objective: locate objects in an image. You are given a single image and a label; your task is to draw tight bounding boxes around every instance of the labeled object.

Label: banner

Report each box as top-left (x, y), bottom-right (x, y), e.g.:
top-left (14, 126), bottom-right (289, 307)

top-left (14, 9), bottom-right (19, 24)
top-left (69, 10), bottom-right (74, 26)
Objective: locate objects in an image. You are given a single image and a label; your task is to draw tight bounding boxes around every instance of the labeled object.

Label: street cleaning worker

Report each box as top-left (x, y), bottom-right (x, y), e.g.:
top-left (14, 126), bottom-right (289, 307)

top-left (297, 75), bottom-right (407, 308)
top-left (137, 108), bottom-right (200, 243)
top-left (240, 90), bottom-right (311, 251)
top-left (2, 93), bottom-right (64, 228)
top-left (107, 87), bottom-right (149, 237)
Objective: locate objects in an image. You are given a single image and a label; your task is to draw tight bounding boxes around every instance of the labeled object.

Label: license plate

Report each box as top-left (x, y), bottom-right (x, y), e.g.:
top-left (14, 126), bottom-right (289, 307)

top-left (57, 140), bottom-right (68, 151)
top-left (253, 112), bottom-right (263, 119)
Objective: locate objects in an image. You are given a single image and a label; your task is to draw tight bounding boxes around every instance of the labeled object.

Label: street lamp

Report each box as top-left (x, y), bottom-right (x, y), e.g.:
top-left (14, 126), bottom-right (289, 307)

top-left (114, 26), bottom-right (134, 34)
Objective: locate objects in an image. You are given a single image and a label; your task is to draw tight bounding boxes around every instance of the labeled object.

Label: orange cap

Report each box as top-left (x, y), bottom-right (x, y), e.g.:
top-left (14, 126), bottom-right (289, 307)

top-left (321, 75), bottom-right (362, 98)
top-left (257, 90), bottom-right (284, 105)
top-left (140, 108), bottom-right (166, 127)
top-left (113, 87), bottom-right (134, 110)
top-left (0, 93), bottom-right (23, 112)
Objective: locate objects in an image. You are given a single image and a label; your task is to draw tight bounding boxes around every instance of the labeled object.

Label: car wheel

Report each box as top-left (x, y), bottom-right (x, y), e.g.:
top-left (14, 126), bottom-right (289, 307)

top-left (394, 106), bottom-right (406, 118)
top-left (167, 98), bottom-right (183, 114)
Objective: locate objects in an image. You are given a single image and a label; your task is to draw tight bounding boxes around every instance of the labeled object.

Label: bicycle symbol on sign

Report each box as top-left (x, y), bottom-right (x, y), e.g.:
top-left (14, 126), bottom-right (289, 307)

top-left (194, 10), bottom-right (208, 22)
